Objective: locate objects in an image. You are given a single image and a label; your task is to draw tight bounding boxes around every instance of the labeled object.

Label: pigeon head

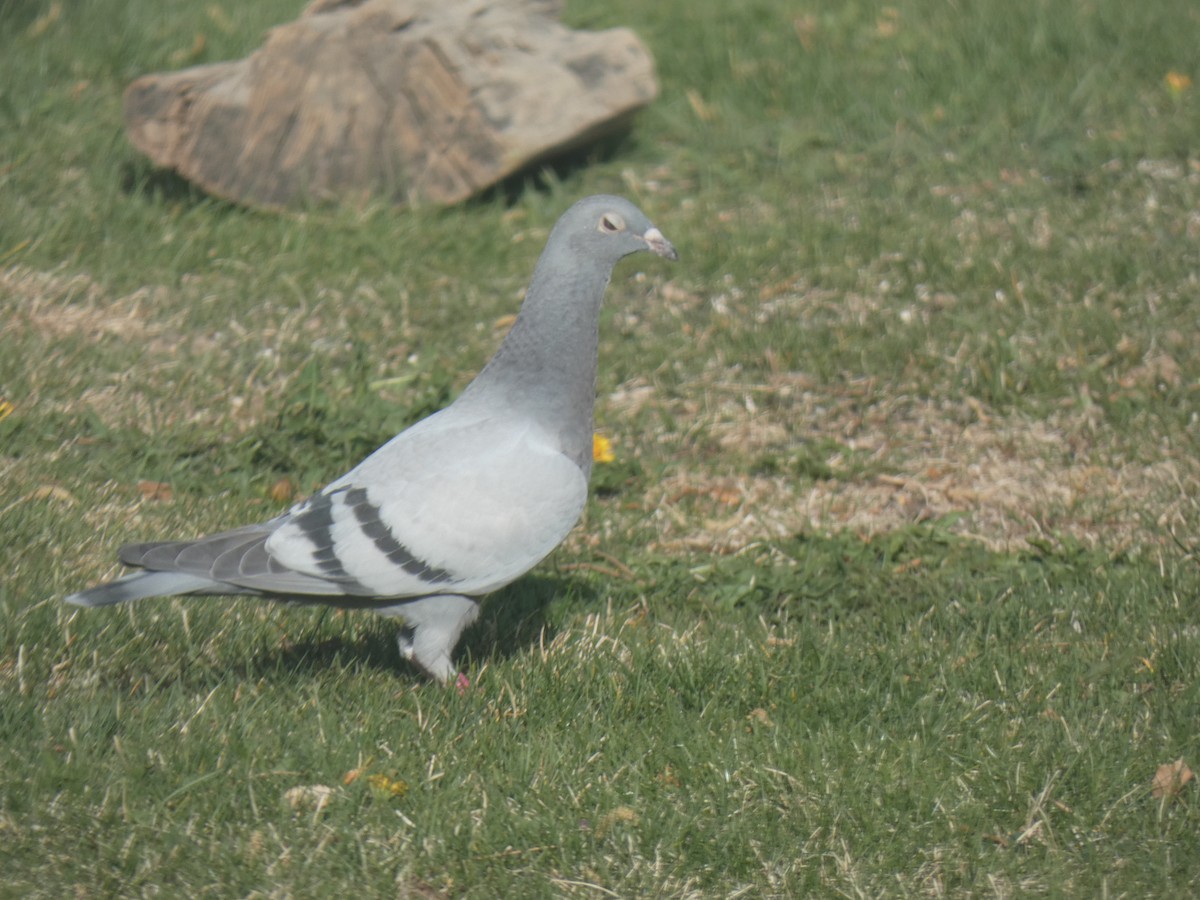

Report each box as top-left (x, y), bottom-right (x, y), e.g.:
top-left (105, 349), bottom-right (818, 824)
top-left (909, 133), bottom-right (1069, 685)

top-left (553, 194), bottom-right (679, 267)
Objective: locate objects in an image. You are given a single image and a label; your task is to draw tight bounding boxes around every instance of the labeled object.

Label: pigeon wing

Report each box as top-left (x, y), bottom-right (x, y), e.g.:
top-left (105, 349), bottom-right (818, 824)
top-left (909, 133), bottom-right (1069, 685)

top-left (119, 522), bottom-right (359, 596)
top-left (263, 415), bottom-right (589, 600)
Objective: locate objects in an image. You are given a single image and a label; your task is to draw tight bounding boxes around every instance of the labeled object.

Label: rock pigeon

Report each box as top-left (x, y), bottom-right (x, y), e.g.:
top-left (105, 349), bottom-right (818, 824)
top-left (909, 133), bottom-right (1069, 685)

top-left (64, 194), bottom-right (678, 685)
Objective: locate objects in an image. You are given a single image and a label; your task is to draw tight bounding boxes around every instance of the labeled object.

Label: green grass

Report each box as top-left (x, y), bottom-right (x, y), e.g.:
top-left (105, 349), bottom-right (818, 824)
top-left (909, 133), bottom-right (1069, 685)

top-left (3, 0), bottom-right (1200, 895)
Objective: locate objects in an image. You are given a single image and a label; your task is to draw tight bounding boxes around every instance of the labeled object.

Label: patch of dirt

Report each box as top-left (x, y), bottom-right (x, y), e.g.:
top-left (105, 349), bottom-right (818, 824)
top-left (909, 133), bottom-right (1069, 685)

top-left (609, 376), bottom-right (1200, 555)
top-left (0, 265), bottom-right (169, 341)
top-left (3, 264), bottom-right (298, 434)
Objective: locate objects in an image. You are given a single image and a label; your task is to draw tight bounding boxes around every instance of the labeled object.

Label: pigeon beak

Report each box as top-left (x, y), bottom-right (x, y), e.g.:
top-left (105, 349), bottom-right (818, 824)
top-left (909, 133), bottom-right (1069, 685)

top-left (643, 227), bottom-right (679, 261)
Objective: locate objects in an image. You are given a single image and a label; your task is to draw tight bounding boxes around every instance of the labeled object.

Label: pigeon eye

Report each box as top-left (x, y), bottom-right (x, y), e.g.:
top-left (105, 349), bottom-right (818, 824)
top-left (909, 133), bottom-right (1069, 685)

top-left (599, 213), bottom-right (625, 233)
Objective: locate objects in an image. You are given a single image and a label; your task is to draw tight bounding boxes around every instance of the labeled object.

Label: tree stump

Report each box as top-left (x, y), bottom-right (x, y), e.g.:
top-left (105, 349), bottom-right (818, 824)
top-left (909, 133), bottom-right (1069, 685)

top-left (123, 0), bottom-right (660, 209)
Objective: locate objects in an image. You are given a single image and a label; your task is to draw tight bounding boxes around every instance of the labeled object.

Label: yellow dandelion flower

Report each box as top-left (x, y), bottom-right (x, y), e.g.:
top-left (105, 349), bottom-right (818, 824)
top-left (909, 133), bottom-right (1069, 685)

top-left (592, 433), bottom-right (615, 464)
top-left (0, 399), bottom-right (14, 422)
top-left (1165, 71), bottom-right (1192, 95)
top-left (366, 773), bottom-right (409, 799)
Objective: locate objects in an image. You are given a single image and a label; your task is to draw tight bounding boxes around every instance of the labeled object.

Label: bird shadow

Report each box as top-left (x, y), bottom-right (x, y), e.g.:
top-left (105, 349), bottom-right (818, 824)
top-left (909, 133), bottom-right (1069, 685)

top-left (458, 571), bottom-right (597, 672)
top-left (231, 572), bottom-right (596, 684)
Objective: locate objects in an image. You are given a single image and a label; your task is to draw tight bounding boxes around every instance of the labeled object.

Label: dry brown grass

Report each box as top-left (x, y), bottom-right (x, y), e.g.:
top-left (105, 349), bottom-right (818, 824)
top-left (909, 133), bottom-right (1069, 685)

top-left (2, 263), bottom-right (324, 435)
top-left (8, 260), bottom-right (1198, 566)
top-left (608, 373), bottom-right (1200, 557)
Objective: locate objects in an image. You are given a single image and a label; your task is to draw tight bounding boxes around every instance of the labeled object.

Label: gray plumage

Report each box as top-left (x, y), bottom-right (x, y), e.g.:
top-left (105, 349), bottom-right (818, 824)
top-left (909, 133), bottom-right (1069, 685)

top-left (64, 195), bottom-right (678, 685)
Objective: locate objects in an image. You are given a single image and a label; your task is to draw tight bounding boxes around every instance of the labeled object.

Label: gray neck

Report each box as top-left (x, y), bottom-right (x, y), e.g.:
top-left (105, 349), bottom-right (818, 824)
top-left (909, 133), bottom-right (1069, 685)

top-left (458, 248), bottom-right (613, 475)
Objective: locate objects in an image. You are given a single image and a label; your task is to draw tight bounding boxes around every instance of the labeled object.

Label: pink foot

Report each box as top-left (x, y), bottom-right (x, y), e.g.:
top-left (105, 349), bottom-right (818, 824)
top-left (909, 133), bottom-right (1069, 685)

top-left (455, 672), bottom-right (470, 694)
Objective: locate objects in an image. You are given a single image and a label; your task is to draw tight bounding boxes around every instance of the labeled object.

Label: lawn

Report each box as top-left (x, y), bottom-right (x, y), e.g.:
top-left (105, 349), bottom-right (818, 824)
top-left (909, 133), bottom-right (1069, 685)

top-left (2, 0), bottom-right (1199, 895)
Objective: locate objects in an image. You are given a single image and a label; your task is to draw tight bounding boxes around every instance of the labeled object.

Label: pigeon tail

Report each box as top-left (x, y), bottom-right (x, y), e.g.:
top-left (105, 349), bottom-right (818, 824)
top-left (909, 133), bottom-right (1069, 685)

top-left (64, 571), bottom-right (233, 607)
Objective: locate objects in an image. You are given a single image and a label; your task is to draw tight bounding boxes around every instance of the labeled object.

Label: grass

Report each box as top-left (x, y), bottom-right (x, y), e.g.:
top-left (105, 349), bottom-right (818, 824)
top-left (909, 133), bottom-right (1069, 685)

top-left (2, 0), bottom-right (1200, 895)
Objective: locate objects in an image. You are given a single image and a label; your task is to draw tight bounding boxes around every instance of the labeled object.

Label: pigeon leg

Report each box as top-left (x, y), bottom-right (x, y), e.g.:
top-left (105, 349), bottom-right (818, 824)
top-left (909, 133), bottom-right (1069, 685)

top-left (378, 594), bottom-right (480, 685)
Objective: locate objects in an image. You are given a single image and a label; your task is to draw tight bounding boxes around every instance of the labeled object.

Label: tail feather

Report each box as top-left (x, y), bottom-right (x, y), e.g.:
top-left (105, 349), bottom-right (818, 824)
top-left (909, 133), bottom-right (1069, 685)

top-left (64, 571), bottom-right (234, 608)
